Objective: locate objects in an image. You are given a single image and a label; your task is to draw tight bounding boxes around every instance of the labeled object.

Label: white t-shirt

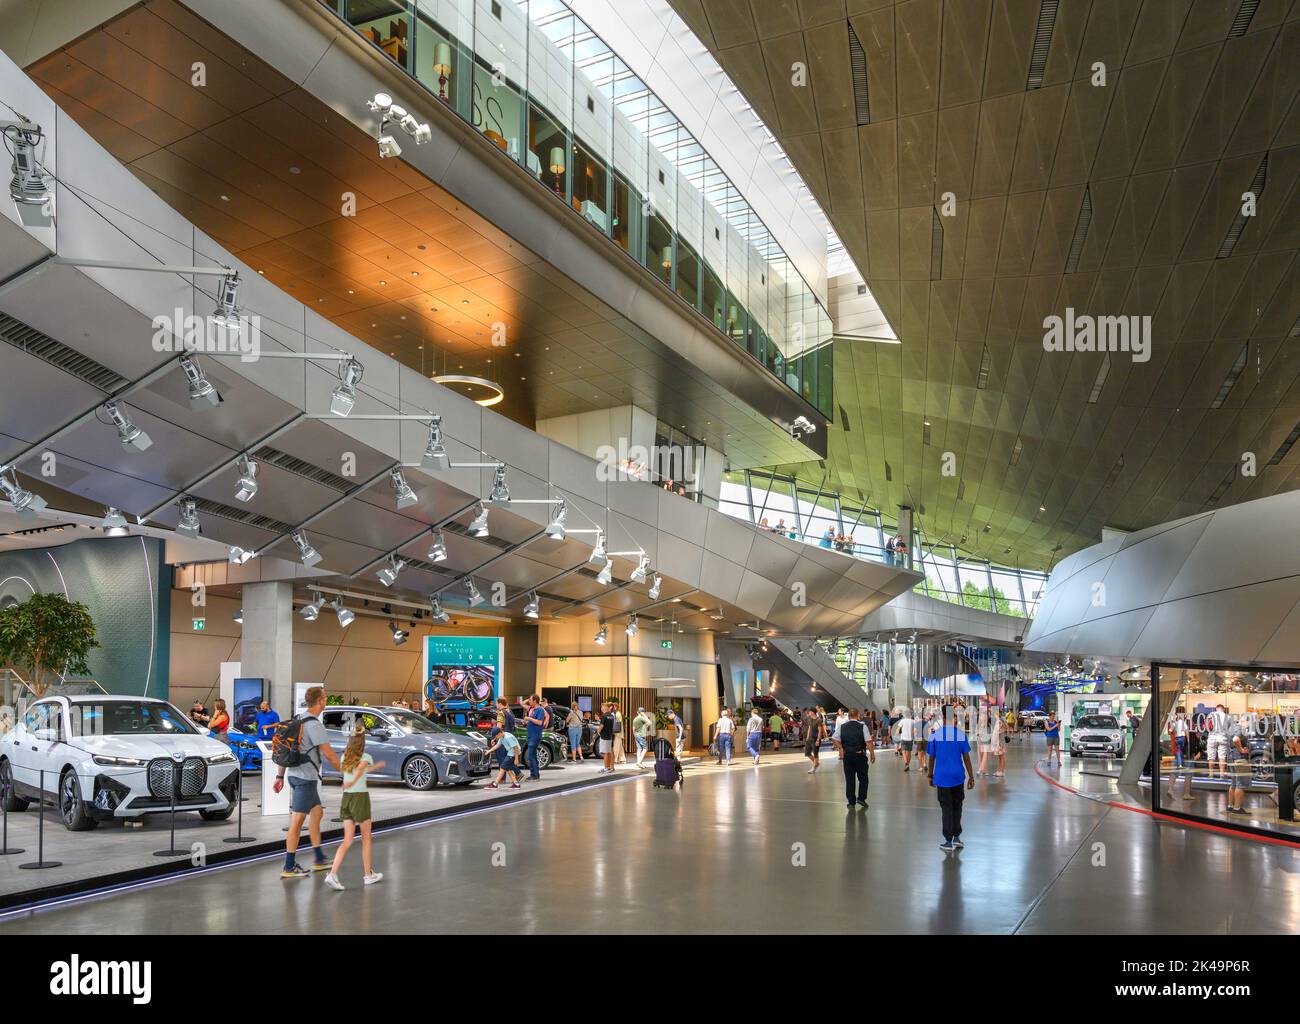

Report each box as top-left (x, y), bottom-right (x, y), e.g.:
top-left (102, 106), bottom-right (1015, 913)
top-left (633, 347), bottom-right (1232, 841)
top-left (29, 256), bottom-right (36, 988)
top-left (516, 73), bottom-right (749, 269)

top-left (895, 717), bottom-right (915, 742)
top-left (1171, 716), bottom-right (1189, 737)
top-left (747, 713), bottom-right (763, 733)
top-left (716, 716), bottom-right (735, 735)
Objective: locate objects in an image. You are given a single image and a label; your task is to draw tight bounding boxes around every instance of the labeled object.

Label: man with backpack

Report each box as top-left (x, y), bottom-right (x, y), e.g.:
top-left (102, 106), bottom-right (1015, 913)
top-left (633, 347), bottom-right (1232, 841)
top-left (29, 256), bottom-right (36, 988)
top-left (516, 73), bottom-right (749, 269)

top-left (272, 686), bottom-right (342, 879)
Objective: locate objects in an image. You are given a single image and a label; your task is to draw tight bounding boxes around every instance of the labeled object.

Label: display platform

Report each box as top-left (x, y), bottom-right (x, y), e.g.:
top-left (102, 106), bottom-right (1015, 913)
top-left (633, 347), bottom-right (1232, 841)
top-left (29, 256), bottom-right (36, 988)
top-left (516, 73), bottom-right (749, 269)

top-left (0, 757), bottom-right (693, 912)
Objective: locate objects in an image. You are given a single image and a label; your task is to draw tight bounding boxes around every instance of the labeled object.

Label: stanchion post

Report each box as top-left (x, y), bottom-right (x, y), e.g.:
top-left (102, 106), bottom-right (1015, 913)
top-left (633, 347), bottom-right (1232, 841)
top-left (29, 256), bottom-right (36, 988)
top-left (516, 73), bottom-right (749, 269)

top-left (222, 767), bottom-right (255, 844)
top-left (0, 768), bottom-right (24, 856)
top-left (154, 760), bottom-right (188, 857)
top-left (19, 768), bottom-right (61, 869)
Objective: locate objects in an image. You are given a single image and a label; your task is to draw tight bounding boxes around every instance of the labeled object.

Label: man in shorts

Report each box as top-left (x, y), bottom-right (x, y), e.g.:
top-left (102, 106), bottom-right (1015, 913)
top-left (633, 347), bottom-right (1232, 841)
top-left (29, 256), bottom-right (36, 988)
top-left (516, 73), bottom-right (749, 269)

top-left (1226, 714), bottom-right (1252, 816)
top-left (598, 702), bottom-right (618, 774)
top-left (274, 686), bottom-right (343, 879)
top-left (895, 708), bottom-right (916, 771)
top-left (1207, 704), bottom-right (1231, 779)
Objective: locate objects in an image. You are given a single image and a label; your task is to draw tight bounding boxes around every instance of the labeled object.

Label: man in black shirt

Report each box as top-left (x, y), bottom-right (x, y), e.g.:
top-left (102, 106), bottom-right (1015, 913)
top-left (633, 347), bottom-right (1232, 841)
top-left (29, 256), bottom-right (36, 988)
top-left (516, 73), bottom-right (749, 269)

top-left (832, 708), bottom-right (875, 809)
top-left (598, 702), bottom-right (617, 774)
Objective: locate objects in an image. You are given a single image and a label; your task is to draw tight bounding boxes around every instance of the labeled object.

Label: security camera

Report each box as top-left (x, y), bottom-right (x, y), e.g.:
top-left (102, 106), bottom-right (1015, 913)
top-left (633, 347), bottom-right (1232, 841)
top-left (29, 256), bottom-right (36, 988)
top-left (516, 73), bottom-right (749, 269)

top-left (378, 134), bottom-right (402, 159)
top-left (367, 92), bottom-right (393, 113)
top-left (790, 415), bottom-right (817, 440)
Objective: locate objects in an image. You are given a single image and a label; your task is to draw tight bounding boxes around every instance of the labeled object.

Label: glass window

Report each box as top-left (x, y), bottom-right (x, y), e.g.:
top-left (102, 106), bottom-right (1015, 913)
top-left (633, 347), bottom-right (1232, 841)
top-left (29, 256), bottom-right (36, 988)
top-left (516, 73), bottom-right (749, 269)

top-left (958, 560), bottom-right (994, 608)
top-left (750, 473), bottom-right (796, 533)
top-left (347, 0), bottom-right (412, 72)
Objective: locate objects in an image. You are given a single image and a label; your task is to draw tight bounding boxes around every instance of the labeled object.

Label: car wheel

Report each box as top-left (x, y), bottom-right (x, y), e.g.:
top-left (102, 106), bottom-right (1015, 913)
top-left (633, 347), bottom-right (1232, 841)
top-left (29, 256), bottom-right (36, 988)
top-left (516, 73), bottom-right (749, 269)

top-left (59, 769), bottom-right (97, 831)
top-left (535, 743), bottom-right (552, 771)
top-left (200, 806), bottom-right (235, 821)
top-left (0, 759), bottom-right (28, 812)
top-left (403, 754), bottom-right (438, 791)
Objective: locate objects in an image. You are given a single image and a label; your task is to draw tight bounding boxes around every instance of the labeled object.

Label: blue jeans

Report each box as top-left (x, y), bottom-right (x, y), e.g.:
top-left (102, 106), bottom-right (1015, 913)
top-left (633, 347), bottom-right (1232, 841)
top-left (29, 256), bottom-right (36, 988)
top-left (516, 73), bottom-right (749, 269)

top-left (1174, 735), bottom-right (1186, 768)
top-left (567, 726), bottom-right (583, 754)
top-left (884, 550), bottom-right (895, 566)
top-left (718, 733), bottom-right (733, 763)
top-left (525, 738), bottom-right (541, 779)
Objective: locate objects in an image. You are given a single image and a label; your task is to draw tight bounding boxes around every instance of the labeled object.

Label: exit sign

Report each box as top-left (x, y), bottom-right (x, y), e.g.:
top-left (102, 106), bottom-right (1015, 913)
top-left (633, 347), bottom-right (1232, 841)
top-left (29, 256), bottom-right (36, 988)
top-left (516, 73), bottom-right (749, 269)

top-left (558, 656), bottom-right (568, 662)
top-left (192, 618), bottom-right (206, 631)
top-left (660, 640), bottom-right (673, 649)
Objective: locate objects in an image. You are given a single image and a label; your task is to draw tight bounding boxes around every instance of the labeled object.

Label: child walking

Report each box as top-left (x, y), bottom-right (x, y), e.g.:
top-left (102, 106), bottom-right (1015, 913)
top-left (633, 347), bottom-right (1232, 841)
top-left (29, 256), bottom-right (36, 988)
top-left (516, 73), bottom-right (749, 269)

top-left (324, 723), bottom-right (385, 891)
top-left (484, 726), bottom-right (525, 790)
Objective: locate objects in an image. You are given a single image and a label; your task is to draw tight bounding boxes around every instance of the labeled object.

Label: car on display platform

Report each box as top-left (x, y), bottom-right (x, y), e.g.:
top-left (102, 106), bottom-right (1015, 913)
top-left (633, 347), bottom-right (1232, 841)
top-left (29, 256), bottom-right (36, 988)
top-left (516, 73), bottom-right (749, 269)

top-left (0, 695), bottom-right (239, 831)
top-left (318, 706), bottom-right (492, 789)
top-left (1069, 714), bottom-right (1126, 758)
top-left (225, 728), bottom-right (263, 772)
top-left (426, 707), bottom-right (570, 768)
top-left (1019, 710), bottom-right (1049, 730)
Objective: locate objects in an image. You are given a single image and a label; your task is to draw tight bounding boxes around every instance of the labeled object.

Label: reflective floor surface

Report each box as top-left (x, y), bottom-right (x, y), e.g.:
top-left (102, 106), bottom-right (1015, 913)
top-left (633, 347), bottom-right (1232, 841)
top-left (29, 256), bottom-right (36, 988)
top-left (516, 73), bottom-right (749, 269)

top-left (2, 738), bottom-right (1297, 934)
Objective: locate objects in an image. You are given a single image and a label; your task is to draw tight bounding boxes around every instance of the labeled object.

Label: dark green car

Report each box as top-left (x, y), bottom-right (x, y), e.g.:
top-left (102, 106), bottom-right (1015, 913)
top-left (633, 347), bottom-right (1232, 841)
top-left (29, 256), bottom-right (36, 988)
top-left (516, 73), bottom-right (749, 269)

top-left (424, 708), bottom-right (568, 770)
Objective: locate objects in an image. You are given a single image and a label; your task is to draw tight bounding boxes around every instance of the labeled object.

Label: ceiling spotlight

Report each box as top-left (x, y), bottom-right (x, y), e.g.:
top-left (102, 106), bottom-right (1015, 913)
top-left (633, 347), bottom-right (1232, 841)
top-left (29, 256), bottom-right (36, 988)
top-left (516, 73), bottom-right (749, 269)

top-left (791, 415), bottom-right (817, 440)
top-left (300, 592), bottom-right (324, 620)
top-left (469, 502), bottom-right (490, 537)
top-left (390, 621), bottom-right (409, 646)
top-left (399, 112), bottom-right (431, 144)
top-left (489, 464), bottom-right (510, 503)
top-left (180, 354), bottom-right (223, 409)
top-left (377, 133), bottom-right (402, 158)
top-left (594, 624), bottom-right (608, 645)
top-left (630, 555), bottom-right (650, 584)
top-left (428, 529), bottom-right (447, 562)
top-left (377, 555), bottom-right (406, 587)
top-left (100, 507), bottom-right (129, 536)
top-left (421, 415), bottom-right (447, 468)
top-left (210, 272), bottom-right (242, 332)
top-left (596, 560), bottom-right (613, 586)
top-left (522, 592), bottom-right (540, 619)
top-left (6, 116), bottom-right (50, 205)
top-left (332, 598), bottom-right (355, 628)
top-left (545, 499), bottom-right (567, 540)
top-left (465, 577), bottom-right (483, 606)
top-left (390, 467), bottom-right (418, 509)
top-left (367, 92), bottom-right (394, 113)
top-left (0, 464), bottom-right (47, 519)
top-left (234, 454), bottom-right (258, 502)
top-left (105, 401), bottom-right (152, 451)
top-left (233, 608), bottom-right (243, 624)
top-left (429, 597), bottom-right (450, 624)
top-left (292, 529), bottom-right (321, 567)
top-left (588, 531), bottom-right (607, 565)
top-left (625, 614), bottom-right (638, 638)
top-left (330, 357), bottom-right (365, 417)
top-left (176, 496), bottom-right (201, 538)
top-left (647, 573), bottom-right (662, 601)
top-left (228, 545), bottom-right (255, 564)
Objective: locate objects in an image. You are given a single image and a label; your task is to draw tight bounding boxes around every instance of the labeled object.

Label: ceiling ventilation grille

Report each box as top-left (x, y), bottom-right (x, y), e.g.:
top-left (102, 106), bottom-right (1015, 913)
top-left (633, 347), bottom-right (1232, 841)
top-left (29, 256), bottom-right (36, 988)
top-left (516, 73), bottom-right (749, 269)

top-left (884, 460), bottom-right (892, 482)
top-left (930, 208), bottom-right (944, 280)
top-left (251, 445), bottom-right (353, 491)
top-left (848, 23), bottom-right (871, 125)
top-left (1266, 421), bottom-right (1300, 467)
top-left (1087, 354), bottom-right (1111, 404)
top-left (1104, 454), bottom-right (1125, 488)
top-left (1206, 466), bottom-right (1236, 505)
top-left (1009, 437), bottom-right (1023, 466)
top-left (0, 312), bottom-right (130, 393)
top-left (1026, 0), bottom-right (1060, 90)
top-left (1064, 187), bottom-right (1093, 274)
top-left (1228, 0), bottom-right (1260, 37)
top-left (976, 345), bottom-right (991, 389)
top-left (1216, 153), bottom-right (1268, 259)
top-left (956, 479), bottom-right (966, 500)
top-left (190, 497), bottom-right (296, 535)
top-left (1210, 343), bottom-right (1250, 409)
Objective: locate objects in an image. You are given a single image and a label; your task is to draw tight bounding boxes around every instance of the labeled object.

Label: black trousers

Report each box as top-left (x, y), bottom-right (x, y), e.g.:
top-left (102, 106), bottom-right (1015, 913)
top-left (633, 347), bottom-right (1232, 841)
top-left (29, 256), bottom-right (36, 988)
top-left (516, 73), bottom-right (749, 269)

top-left (842, 750), bottom-right (870, 804)
top-left (937, 784), bottom-right (965, 840)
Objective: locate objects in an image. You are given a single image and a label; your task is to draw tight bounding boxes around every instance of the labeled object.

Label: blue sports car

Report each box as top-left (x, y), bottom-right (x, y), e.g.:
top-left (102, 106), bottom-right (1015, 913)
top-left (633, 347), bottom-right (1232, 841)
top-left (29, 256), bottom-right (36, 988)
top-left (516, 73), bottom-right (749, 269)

top-left (224, 727), bottom-right (263, 771)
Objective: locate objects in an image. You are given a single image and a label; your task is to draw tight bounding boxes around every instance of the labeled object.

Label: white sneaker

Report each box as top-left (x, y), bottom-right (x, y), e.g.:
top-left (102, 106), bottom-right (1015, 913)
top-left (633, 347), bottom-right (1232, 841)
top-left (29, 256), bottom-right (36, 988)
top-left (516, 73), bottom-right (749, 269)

top-left (363, 872), bottom-right (383, 885)
top-left (324, 873), bottom-right (344, 892)
top-left (806, 767), bottom-right (815, 774)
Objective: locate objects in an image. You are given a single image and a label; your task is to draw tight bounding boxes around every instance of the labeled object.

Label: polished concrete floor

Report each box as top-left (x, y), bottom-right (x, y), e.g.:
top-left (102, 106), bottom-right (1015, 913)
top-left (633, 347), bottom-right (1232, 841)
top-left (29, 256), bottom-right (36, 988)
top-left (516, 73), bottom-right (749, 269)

top-left (2, 738), bottom-right (1297, 934)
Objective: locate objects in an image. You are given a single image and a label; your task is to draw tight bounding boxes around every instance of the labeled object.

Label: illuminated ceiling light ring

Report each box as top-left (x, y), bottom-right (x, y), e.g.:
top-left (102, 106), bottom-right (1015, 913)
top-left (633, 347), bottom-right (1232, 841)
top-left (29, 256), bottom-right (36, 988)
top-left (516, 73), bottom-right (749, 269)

top-left (432, 374), bottom-right (504, 407)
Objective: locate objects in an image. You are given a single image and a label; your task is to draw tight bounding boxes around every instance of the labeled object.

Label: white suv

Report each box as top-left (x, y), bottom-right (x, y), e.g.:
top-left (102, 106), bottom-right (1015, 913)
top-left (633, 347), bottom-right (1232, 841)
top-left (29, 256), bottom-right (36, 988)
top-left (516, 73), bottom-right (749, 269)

top-left (0, 695), bottom-right (239, 831)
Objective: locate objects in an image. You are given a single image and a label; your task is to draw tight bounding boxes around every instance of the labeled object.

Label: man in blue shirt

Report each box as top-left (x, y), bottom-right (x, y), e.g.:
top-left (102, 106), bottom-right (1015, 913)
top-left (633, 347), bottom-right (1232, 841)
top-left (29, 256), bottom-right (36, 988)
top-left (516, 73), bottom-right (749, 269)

top-left (524, 695), bottom-right (547, 781)
top-left (927, 706), bottom-right (975, 851)
top-left (254, 699), bottom-right (280, 741)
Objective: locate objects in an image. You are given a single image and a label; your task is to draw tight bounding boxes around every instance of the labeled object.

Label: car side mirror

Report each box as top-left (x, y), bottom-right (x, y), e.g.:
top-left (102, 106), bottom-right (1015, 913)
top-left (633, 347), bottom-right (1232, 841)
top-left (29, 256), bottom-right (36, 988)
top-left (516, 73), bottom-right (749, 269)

top-left (370, 729), bottom-right (391, 741)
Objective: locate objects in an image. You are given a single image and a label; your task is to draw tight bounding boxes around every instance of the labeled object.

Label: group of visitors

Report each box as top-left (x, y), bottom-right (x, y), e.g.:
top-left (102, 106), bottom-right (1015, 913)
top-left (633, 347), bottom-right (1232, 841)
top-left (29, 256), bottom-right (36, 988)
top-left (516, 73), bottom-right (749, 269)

top-left (757, 516), bottom-right (798, 538)
top-left (818, 529), bottom-right (857, 554)
top-left (882, 534), bottom-right (909, 566)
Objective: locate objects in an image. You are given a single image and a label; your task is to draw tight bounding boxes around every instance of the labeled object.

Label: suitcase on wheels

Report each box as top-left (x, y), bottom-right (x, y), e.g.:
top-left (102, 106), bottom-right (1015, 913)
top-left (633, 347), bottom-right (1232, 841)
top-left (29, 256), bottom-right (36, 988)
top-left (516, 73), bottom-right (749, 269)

top-left (652, 737), bottom-right (673, 761)
top-left (653, 755), bottom-right (683, 789)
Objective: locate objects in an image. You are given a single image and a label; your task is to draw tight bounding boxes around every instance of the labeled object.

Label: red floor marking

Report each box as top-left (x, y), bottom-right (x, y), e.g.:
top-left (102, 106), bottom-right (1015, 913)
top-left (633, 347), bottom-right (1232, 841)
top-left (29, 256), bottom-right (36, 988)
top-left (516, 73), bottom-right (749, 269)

top-left (1032, 759), bottom-right (1300, 851)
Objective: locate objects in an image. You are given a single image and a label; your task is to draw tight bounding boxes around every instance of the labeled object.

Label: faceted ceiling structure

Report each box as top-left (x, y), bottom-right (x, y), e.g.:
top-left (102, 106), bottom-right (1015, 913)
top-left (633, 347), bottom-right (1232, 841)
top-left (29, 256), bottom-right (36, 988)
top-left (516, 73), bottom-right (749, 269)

top-left (669, 0), bottom-right (1300, 569)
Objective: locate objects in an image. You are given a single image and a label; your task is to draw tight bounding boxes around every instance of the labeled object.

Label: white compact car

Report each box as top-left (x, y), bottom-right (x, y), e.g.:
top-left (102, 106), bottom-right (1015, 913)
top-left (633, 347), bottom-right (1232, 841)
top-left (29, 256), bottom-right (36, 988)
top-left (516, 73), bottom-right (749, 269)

top-left (0, 695), bottom-right (239, 831)
top-left (1069, 714), bottom-right (1126, 759)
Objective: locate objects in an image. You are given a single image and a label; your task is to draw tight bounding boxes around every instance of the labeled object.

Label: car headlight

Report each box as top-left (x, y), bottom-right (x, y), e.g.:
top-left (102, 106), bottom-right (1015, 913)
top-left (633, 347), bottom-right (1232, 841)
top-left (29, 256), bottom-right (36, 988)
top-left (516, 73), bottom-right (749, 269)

top-left (433, 745), bottom-right (465, 756)
top-left (92, 754), bottom-right (148, 767)
top-left (206, 752), bottom-right (238, 765)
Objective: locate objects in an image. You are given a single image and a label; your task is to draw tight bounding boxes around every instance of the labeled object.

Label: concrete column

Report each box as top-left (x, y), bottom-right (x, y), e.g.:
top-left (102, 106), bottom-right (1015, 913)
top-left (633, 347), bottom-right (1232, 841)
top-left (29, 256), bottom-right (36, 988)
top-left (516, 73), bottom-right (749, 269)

top-left (240, 581), bottom-right (294, 714)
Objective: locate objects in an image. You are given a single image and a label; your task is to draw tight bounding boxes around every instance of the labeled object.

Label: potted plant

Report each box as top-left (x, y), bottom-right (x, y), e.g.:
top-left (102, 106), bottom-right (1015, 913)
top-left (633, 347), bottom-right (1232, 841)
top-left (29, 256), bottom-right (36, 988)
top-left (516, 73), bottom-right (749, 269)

top-left (0, 592), bottom-right (100, 698)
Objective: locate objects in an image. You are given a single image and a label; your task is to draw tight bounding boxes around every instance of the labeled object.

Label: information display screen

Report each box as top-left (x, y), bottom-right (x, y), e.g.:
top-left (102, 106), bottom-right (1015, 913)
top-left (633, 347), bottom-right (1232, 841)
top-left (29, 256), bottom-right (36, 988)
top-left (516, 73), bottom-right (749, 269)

top-left (423, 635), bottom-right (503, 711)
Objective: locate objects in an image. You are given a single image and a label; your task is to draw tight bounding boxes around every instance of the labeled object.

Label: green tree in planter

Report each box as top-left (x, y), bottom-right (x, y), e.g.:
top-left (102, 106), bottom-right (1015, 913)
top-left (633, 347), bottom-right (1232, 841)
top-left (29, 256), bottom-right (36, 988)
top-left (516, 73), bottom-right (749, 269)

top-left (0, 592), bottom-right (100, 697)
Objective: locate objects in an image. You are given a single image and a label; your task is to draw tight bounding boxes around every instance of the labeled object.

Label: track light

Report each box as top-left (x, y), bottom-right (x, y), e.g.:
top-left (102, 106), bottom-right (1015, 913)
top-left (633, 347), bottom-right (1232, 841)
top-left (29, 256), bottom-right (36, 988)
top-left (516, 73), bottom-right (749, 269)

top-left (421, 415), bottom-right (447, 468)
top-left (429, 597), bottom-right (449, 624)
top-left (332, 598), bottom-right (354, 628)
top-left (180, 354), bottom-right (223, 409)
top-left (233, 608), bottom-right (243, 624)
top-left (229, 545), bottom-right (255, 564)
top-left (630, 554), bottom-right (650, 584)
top-left (292, 529), bottom-right (321, 567)
top-left (377, 133), bottom-right (402, 158)
top-left (489, 464), bottom-right (509, 503)
top-left (596, 560), bottom-right (612, 585)
top-left (465, 578), bottom-right (483, 607)
top-left (594, 624), bottom-right (608, 645)
top-left (99, 507), bottom-right (128, 536)
top-left (545, 499), bottom-right (567, 539)
top-left (234, 455), bottom-right (258, 502)
top-left (300, 592), bottom-right (324, 620)
top-left (469, 502), bottom-right (490, 537)
top-left (625, 614), bottom-right (638, 638)
top-left (0, 464), bottom-right (46, 519)
top-left (399, 112), bottom-right (431, 144)
top-left (105, 401), bottom-right (152, 451)
top-left (647, 573), bottom-right (662, 601)
top-left (390, 620), bottom-right (409, 646)
top-left (377, 555), bottom-right (406, 587)
top-left (330, 357), bottom-right (364, 416)
top-left (390, 467), bottom-right (418, 509)
top-left (523, 592), bottom-right (540, 619)
top-left (367, 92), bottom-right (394, 113)
top-left (428, 529), bottom-right (447, 561)
top-left (5, 116), bottom-right (50, 205)
top-left (176, 496), bottom-right (201, 538)
top-left (589, 532), bottom-right (607, 565)
top-left (210, 273), bottom-right (242, 332)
